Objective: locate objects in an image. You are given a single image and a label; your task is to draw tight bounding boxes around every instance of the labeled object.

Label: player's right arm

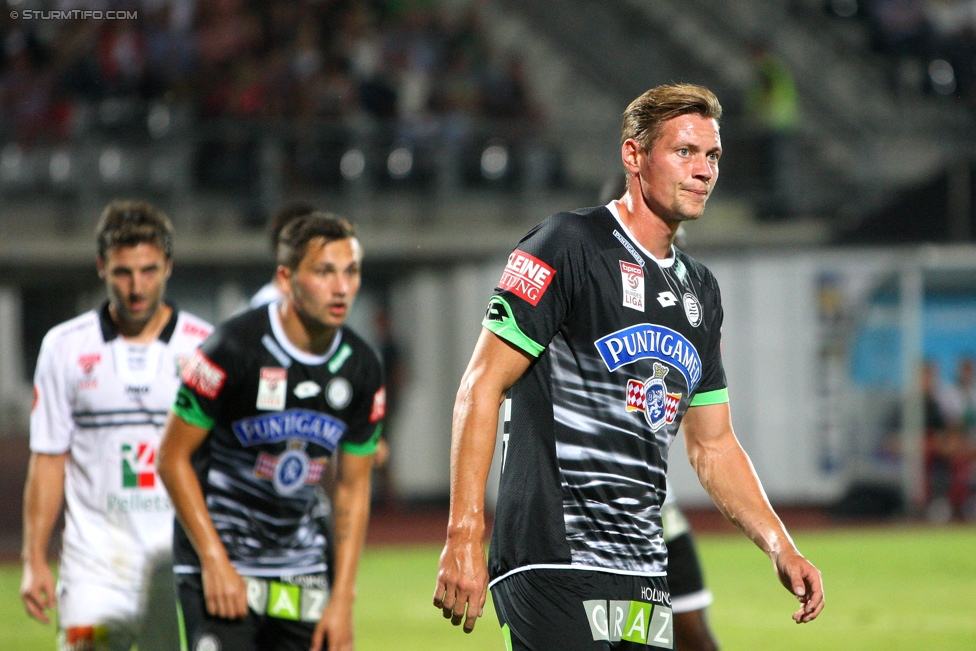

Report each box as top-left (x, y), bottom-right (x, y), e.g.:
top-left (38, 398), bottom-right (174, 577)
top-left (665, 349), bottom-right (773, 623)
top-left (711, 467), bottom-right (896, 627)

top-left (21, 330), bottom-right (73, 624)
top-left (158, 412), bottom-right (248, 620)
top-left (20, 451), bottom-right (67, 624)
top-left (433, 328), bottom-right (532, 634)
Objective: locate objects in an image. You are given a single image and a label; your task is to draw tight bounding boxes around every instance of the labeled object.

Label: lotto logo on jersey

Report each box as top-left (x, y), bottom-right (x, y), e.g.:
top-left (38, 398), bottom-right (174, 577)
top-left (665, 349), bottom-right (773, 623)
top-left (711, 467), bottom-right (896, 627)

top-left (620, 261), bottom-right (645, 312)
top-left (498, 250), bottom-right (555, 306)
top-left (121, 443), bottom-right (157, 488)
top-left (182, 350), bottom-right (226, 399)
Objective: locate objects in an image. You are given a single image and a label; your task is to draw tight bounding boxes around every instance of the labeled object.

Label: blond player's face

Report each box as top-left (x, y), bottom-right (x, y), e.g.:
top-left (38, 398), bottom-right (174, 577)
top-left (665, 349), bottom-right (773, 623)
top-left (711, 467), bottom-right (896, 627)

top-left (635, 113), bottom-right (721, 222)
top-left (98, 243), bottom-right (172, 329)
top-left (287, 237), bottom-right (362, 330)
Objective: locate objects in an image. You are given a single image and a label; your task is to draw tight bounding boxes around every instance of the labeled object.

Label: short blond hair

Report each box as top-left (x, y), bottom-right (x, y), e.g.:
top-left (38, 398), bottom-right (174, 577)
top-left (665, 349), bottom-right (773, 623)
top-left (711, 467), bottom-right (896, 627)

top-left (621, 83), bottom-right (722, 152)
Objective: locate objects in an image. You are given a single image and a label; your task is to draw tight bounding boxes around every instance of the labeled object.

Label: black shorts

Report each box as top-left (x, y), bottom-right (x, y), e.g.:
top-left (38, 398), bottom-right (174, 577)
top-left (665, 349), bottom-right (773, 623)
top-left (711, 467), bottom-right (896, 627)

top-left (176, 573), bottom-right (326, 651)
top-left (665, 531), bottom-right (710, 611)
top-left (491, 568), bottom-right (674, 650)
top-left (661, 501), bottom-right (712, 614)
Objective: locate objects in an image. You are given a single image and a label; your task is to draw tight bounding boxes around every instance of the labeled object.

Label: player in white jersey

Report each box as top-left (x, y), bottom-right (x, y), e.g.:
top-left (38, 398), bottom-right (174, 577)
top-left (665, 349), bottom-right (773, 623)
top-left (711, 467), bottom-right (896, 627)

top-left (21, 200), bottom-right (213, 651)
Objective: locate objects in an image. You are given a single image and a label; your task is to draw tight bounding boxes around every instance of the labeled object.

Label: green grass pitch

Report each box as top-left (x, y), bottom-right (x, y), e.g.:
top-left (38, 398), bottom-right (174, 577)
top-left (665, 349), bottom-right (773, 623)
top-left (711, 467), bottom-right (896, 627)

top-left (2, 525), bottom-right (974, 649)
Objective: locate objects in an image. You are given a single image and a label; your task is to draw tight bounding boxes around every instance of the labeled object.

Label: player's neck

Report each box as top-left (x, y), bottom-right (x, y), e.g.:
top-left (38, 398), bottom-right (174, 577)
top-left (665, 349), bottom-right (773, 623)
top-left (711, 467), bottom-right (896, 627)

top-left (111, 302), bottom-right (172, 343)
top-left (278, 301), bottom-right (338, 356)
top-left (613, 198), bottom-right (677, 260)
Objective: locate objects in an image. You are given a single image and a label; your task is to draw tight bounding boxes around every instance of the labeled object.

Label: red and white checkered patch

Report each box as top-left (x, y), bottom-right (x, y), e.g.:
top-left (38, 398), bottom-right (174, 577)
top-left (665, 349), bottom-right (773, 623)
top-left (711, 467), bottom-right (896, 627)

top-left (254, 452), bottom-right (326, 484)
top-left (626, 379), bottom-right (646, 412)
top-left (254, 452), bottom-right (278, 480)
top-left (664, 393), bottom-right (680, 423)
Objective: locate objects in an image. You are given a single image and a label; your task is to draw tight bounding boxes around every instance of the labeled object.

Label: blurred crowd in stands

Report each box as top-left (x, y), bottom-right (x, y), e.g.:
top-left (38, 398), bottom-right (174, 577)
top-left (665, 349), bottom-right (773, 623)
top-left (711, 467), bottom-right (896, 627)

top-left (828, 0), bottom-right (976, 108)
top-left (0, 0), bottom-right (540, 146)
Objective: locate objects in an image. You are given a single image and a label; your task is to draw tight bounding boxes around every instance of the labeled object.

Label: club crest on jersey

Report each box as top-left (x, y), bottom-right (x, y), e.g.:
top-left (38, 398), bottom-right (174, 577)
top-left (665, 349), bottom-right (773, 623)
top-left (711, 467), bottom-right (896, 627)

top-left (121, 442), bottom-right (157, 488)
top-left (683, 293), bottom-right (703, 327)
top-left (253, 441), bottom-right (326, 496)
top-left (257, 367), bottom-right (288, 411)
top-left (498, 250), bottom-right (555, 306)
top-left (325, 378), bottom-right (351, 409)
top-left (626, 363), bottom-right (682, 432)
top-left (620, 261), bottom-right (645, 312)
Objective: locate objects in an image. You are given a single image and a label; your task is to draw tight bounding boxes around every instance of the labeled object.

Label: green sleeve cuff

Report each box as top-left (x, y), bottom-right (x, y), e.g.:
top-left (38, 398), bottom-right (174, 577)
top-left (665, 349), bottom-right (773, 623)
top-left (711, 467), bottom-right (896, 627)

top-left (172, 386), bottom-right (215, 430)
top-left (689, 388), bottom-right (729, 407)
top-left (482, 296), bottom-right (545, 358)
top-left (341, 424), bottom-right (383, 456)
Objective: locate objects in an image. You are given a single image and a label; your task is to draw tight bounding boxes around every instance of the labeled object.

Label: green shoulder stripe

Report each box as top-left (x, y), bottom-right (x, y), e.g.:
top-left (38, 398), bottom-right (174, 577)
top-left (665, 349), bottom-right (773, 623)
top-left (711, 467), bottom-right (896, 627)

top-left (328, 343), bottom-right (353, 374)
top-left (482, 296), bottom-right (545, 358)
top-left (689, 387), bottom-right (729, 407)
top-left (341, 423), bottom-right (383, 456)
top-left (172, 386), bottom-right (215, 430)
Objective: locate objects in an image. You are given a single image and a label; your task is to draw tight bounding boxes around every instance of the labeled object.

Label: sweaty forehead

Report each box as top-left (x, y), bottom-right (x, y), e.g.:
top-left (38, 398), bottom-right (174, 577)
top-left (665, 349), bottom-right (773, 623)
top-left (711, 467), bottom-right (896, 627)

top-left (663, 114), bottom-right (720, 144)
top-left (301, 236), bottom-right (362, 265)
top-left (102, 242), bottom-right (168, 266)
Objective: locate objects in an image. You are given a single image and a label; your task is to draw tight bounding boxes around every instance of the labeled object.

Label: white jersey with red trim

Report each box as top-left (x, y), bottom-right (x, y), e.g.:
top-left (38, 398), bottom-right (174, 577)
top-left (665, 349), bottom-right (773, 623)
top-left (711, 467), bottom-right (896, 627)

top-left (30, 303), bottom-right (212, 591)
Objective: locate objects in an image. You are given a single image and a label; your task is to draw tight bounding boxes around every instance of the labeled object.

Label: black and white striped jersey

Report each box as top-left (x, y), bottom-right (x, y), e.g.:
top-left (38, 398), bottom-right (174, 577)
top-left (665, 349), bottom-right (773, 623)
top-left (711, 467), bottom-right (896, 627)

top-left (484, 204), bottom-right (728, 586)
top-left (171, 303), bottom-right (384, 578)
top-left (30, 302), bottom-right (212, 590)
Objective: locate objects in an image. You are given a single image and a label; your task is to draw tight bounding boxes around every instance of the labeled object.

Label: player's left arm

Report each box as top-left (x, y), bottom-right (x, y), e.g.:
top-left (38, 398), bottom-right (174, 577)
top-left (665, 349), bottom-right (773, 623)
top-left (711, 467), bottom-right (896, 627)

top-left (681, 402), bottom-right (824, 623)
top-left (311, 449), bottom-right (373, 651)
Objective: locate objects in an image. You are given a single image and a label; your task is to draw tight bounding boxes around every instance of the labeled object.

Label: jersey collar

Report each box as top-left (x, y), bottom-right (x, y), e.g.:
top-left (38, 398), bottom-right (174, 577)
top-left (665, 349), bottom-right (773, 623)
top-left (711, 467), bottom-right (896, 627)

top-left (98, 300), bottom-right (179, 343)
top-left (605, 202), bottom-right (676, 268)
top-left (267, 302), bottom-right (342, 366)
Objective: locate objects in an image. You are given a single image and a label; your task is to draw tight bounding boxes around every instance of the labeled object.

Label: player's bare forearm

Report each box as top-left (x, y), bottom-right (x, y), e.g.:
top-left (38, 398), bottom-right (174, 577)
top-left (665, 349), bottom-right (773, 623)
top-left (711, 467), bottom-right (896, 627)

top-left (20, 452), bottom-right (67, 624)
top-left (682, 404), bottom-right (792, 553)
top-left (433, 378), bottom-right (495, 633)
top-left (159, 413), bottom-right (248, 618)
top-left (310, 451), bottom-right (372, 651)
top-left (434, 330), bottom-right (532, 633)
top-left (21, 453), bottom-right (67, 566)
top-left (682, 403), bottom-right (824, 622)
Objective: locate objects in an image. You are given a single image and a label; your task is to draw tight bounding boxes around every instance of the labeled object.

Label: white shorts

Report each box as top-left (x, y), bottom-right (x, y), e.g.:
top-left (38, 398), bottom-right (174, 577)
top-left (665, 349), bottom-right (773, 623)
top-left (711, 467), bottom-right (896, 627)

top-left (57, 556), bottom-right (179, 651)
top-left (57, 579), bottom-right (140, 651)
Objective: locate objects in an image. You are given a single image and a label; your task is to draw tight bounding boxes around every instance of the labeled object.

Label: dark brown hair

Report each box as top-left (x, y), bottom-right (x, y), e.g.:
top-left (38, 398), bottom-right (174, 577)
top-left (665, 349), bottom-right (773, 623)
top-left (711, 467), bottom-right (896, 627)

top-left (277, 211), bottom-right (357, 270)
top-left (95, 199), bottom-right (174, 260)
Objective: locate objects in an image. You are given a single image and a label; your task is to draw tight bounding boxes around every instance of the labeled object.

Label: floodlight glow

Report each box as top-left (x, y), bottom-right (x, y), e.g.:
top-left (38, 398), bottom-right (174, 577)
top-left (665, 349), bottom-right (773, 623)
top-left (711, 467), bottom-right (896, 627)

top-left (387, 147), bottom-right (413, 179)
top-left (481, 144), bottom-right (509, 180)
top-left (340, 149), bottom-right (366, 180)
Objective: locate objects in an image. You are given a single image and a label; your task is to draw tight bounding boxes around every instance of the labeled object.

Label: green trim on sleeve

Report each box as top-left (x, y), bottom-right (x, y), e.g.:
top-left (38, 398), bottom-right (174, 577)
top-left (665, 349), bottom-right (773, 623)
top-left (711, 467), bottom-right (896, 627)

top-left (340, 423), bottom-right (383, 456)
top-left (689, 387), bottom-right (729, 407)
top-left (482, 296), bottom-right (545, 358)
top-left (172, 386), bottom-right (215, 430)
